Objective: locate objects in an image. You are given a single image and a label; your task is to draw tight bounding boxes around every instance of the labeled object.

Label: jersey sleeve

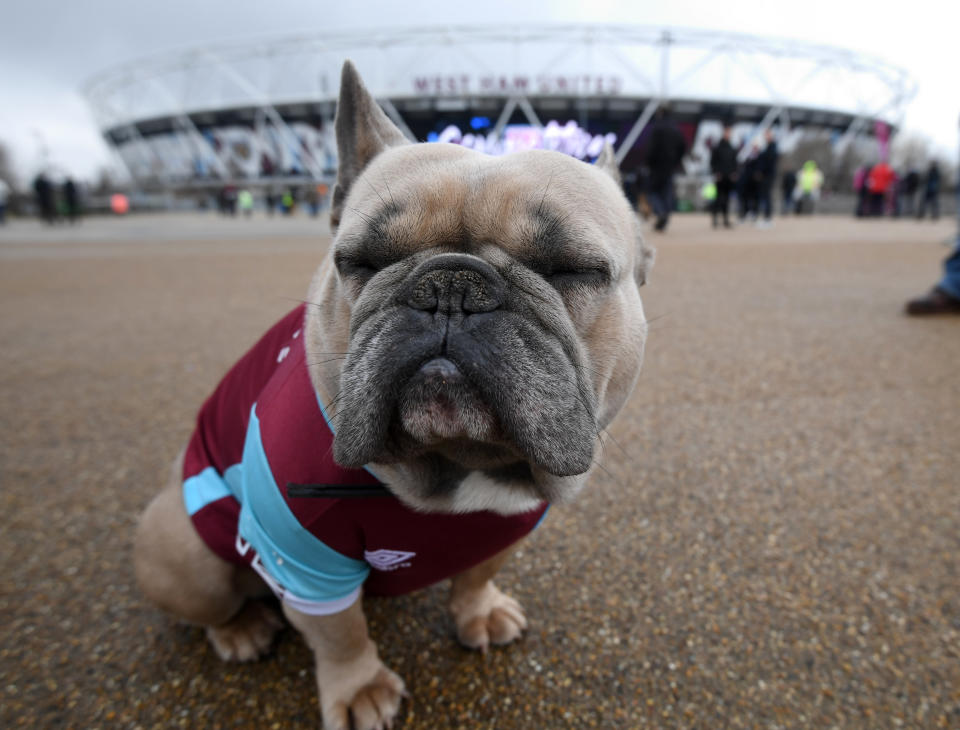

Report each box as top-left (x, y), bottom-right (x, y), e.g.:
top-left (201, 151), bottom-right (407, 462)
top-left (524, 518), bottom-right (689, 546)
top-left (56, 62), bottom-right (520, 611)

top-left (182, 305), bottom-right (314, 567)
top-left (183, 305), bottom-right (308, 480)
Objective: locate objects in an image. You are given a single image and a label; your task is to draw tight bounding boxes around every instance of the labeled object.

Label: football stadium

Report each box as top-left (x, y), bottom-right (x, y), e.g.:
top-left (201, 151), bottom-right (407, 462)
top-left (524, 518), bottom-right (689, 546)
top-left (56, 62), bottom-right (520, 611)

top-left (83, 25), bottom-right (917, 190)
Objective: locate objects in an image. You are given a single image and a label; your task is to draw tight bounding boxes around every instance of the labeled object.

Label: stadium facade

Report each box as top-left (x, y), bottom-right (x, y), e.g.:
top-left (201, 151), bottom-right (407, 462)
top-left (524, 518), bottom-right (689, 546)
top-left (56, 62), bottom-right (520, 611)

top-left (83, 25), bottom-right (917, 190)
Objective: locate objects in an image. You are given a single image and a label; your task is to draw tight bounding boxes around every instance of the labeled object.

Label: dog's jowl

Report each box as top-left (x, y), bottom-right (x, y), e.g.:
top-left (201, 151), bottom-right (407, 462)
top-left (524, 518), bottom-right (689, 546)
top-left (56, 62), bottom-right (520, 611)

top-left (134, 60), bottom-right (654, 730)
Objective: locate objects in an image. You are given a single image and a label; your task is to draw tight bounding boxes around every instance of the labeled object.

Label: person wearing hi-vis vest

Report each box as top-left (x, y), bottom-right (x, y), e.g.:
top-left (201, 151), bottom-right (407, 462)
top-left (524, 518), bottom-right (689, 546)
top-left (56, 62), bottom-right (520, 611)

top-left (796, 160), bottom-right (823, 214)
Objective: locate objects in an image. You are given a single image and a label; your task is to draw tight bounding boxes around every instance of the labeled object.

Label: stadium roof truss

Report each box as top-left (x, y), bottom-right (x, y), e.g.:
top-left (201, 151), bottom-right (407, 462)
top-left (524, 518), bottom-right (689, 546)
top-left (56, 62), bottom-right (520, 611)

top-left (84, 25), bottom-right (916, 186)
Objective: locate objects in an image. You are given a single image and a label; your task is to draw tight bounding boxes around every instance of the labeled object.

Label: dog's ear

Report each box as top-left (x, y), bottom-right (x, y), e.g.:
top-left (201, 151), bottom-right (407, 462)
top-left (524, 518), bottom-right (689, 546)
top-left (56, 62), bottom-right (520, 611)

top-left (331, 60), bottom-right (410, 230)
top-left (633, 219), bottom-right (655, 286)
top-left (594, 143), bottom-right (621, 184)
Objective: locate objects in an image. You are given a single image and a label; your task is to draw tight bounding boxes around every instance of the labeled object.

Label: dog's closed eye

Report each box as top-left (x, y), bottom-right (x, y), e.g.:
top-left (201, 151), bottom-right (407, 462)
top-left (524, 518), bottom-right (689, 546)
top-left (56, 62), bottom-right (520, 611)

top-left (335, 251), bottom-right (381, 282)
top-left (546, 267), bottom-right (611, 290)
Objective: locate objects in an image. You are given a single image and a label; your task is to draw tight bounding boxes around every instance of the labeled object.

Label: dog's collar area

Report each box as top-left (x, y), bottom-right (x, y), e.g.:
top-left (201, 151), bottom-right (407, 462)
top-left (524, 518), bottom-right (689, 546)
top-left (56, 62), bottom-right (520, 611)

top-left (286, 483), bottom-right (393, 498)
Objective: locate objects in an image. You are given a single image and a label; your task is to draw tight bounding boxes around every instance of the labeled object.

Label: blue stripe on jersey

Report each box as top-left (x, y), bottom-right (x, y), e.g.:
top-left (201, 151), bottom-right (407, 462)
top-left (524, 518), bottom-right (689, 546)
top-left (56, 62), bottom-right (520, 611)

top-left (534, 504), bottom-right (550, 530)
top-left (237, 404), bottom-right (370, 603)
top-left (183, 463), bottom-right (242, 516)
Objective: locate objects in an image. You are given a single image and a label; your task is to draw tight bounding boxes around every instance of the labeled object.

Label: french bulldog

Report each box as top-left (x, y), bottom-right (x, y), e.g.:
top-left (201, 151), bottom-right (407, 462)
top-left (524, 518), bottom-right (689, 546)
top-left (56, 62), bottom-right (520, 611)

top-left (134, 60), bottom-right (653, 730)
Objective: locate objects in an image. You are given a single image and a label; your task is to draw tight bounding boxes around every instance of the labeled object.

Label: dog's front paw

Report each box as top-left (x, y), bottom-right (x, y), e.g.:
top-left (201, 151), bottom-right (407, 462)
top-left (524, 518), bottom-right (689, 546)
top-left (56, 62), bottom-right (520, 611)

top-left (205, 600), bottom-right (284, 662)
top-left (316, 642), bottom-right (406, 730)
top-left (449, 582), bottom-right (528, 652)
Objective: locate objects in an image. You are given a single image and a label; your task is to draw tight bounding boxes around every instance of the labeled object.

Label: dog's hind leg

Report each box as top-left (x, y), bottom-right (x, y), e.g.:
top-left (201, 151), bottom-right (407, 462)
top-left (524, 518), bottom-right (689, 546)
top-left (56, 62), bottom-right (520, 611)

top-left (133, 453), bottom-right (281, 662)
top-left (448, 543), bottom-right (528, 652)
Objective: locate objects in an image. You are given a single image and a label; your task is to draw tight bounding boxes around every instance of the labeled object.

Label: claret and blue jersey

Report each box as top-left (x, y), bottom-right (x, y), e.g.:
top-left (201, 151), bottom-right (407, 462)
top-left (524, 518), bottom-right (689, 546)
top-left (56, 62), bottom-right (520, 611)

top-left (183, 305), bottom-right (548, 616)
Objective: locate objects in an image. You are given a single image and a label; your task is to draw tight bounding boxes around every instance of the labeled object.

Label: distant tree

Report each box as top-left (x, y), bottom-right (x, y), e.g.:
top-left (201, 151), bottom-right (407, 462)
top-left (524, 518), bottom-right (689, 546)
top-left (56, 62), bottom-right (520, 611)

top-left (0, 140), bottom-right (18, 190)
top-left (890, 132), bottom-right (930, 171)
top-left (92, 166), bottom-right (116, 195)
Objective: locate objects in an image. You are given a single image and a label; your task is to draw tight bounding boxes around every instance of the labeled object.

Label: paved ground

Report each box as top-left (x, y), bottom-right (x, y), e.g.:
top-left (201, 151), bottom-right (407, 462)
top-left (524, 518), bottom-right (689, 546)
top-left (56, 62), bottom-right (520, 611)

top-left (1, 212), bottom-right (958, 729)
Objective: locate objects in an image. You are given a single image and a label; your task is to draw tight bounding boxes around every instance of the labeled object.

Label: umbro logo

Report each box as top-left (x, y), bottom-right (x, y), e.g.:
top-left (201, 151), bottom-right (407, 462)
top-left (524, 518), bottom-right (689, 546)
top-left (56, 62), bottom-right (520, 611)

top-left (364, 549), bottom-right (416, 571)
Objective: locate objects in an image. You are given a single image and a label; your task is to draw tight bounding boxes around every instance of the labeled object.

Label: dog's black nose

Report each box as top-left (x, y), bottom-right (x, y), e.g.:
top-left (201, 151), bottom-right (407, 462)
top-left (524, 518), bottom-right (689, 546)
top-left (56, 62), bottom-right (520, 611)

top-left (402, 254), bottom-right (505, 314)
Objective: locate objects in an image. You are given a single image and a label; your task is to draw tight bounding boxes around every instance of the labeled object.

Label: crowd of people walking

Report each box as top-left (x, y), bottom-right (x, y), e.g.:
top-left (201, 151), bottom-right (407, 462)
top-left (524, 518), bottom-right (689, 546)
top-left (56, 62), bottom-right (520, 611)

top-left (633, 113), bottom-right (951, 232)
top-left (635, 113), bottom-right (833, 232)
top-left (217, 183), bottom-right (330, 217)
top-left (855, 160), bottom-right (942, 219)
top-left (706, 128), bottom-right (824, 227)
top-left (31, 172), bottom-right (83, 224)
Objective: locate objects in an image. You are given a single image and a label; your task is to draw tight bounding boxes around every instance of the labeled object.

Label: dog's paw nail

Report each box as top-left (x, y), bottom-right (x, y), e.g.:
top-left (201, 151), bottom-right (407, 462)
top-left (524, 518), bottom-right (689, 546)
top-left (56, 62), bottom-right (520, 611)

top-left (205, 601), bottom-right (283, 663)
top-left (453, 584), bottom-right (527, 651)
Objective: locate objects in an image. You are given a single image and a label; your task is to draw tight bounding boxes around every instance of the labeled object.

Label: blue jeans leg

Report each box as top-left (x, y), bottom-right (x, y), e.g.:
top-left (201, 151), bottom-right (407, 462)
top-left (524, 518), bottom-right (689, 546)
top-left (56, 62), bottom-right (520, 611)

top-left (938, 240), bottom-right (960, 299)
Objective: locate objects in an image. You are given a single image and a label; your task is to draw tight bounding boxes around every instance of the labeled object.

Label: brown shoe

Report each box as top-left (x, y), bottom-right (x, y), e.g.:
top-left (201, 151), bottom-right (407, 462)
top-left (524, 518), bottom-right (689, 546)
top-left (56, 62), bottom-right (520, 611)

top-left (905, 287), bottom-right (960, 316)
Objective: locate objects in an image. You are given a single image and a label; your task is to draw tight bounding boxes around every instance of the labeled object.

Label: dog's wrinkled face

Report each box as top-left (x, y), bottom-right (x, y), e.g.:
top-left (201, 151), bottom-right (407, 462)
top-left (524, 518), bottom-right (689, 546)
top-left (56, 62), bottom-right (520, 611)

top-left (306, 63), bottom-right (653, 514)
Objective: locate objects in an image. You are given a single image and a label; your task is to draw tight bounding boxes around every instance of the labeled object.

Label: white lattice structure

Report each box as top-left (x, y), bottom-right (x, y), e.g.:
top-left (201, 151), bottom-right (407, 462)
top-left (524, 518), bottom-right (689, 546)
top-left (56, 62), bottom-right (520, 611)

top-left (83, 25), bottom-right (916, 189)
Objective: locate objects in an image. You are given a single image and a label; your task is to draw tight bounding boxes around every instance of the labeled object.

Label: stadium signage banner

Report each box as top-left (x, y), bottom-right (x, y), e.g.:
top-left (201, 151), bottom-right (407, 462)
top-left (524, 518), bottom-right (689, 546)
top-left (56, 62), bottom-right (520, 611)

top-left (413, 74), bottom-right (623, 96)
top-left (436, 120), bottom-right (617, 160)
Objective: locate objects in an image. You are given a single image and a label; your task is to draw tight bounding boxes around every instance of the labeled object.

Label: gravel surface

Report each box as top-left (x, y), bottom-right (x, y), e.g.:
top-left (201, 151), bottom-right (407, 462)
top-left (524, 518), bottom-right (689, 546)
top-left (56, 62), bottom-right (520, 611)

top-left (1, 213), bottom-right (958, 729)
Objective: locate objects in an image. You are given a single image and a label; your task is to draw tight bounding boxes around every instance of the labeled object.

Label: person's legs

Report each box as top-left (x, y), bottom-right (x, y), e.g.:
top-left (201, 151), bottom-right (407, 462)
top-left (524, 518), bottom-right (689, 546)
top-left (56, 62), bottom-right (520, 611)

top-left (649, 181), bottom-right (671, 231)
top-left (938, 243), bottom-right (960, 299)
top-left (855, 189), bottom-right (866, 217)
top-left (662, 179), bottom-right (675, 229)
top-left (647, 187), bottom-right (663, 224)
top-left (760, 183), bottom-right (773, 221)
top-left (905, 239), bottom-right (960, 315)
top-left (718, 179), bottom-right (732, 226)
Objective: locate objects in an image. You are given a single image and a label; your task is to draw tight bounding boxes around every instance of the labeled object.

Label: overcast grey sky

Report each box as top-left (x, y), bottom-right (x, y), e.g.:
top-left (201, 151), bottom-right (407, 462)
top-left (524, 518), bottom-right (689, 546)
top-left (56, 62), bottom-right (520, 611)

top-left (1, 0), bottom-right (956, 183)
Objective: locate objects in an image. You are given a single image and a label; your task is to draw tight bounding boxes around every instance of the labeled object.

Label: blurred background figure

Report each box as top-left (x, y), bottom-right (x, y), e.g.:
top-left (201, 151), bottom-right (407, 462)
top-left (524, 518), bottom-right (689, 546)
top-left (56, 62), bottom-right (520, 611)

top-left (33, 172), bottom-right (56, 224)
top-left (904, 118), bottom-right (960, 315)
top-left (306, 185), bottom-right (320, 217)
top-left (316, 182), bottom-right (330, 211)
top-left (853, 165), bottom-right (869, 217)
top-left (780, 168), bottom-right (797, 216)
top-left (644, 105), bottom-right (687, 232)
top-left (218, 185), bottom-right (238, 216)
top-left (281, 187), bottom-right (296, 215)
top-left (901, 168), bottom-right (920, 216)
top-left (0, 177), bottom-right (9, 224)
top-left (237, 188), bottom-right (254, 217)
top-left (710, 124), bottom-right (737, 228)
top-left (63, 177), bottom-right (81, 223)
top-left (740, 142), bottom-right (761, 222)
top-left (866, 160), bottom-right (895, 216)
top-left (796, 160), bottom-right (823, 214)
top-left (916, 161), bottom-right (941, 219)
top-left (633, 166), bottom-right (653, 221)
top-left (700, 176), bottom-right (717, 212)
top-left (110, 193), bottom-right (129, 215)
top-left (755, 129), bottom-right (778, 227)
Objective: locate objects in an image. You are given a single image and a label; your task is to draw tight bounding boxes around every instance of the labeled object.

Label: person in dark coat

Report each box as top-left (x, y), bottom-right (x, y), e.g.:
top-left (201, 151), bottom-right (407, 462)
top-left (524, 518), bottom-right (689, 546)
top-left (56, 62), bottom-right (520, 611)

top-left (756, 129), bottom-right (778, 225)
top-left (916, 162), bottom-right (941, 220)
top-left (710, 125), bottom-right (738, 228)
top-left (781, 169), bottom-right (798, 215)
top-left (63, 178), bottom-right (80, 223)
top-left (643, 106), bottom-right (687, 232)
top-left (33, 173), bottom-right (56, 224)
top-left (740, 146), bottom-right (761, 220)
top-left (902, 169), bottom-right (920, 217)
